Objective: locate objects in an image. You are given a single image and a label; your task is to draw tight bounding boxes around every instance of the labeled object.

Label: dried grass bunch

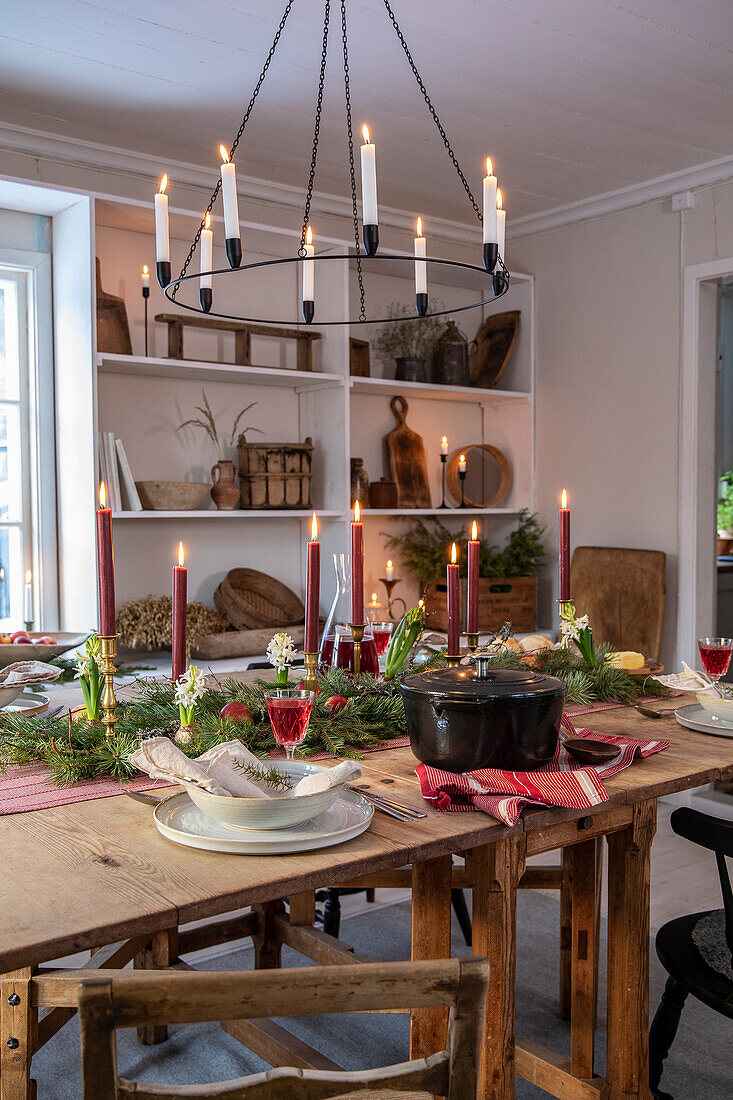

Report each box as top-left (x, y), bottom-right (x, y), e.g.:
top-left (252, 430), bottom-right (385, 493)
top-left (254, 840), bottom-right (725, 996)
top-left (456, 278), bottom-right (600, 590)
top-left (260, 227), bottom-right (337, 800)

top-left (177, 389), bottom-right (262, 459)
top-left (117, 595), bottom-right (229, 651)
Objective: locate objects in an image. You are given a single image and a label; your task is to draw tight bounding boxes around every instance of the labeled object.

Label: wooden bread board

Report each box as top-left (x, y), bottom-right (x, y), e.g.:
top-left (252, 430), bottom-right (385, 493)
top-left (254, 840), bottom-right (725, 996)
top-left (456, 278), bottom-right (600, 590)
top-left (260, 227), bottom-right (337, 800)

top-left (192, 625), bottom-right (305, 660)
top-left (385, 396), bottom-right (432, 508)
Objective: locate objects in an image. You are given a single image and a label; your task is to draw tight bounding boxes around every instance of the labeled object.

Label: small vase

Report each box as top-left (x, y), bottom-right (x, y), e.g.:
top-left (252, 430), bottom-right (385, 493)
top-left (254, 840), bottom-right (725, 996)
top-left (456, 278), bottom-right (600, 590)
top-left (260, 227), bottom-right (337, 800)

top-left (211, 460), bottom-right (240, 510)
top-left (433, 320), bottom-right (469, 386)
top-left (351, 458), bottom-right (370, 508)
top-left (394, 357), bottom-right (427, 383)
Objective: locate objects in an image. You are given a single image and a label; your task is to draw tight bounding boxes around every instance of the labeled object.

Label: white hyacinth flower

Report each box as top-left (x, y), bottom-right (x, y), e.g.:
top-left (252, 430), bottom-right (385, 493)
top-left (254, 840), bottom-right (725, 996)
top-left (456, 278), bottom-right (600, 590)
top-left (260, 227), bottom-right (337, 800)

top-left (174, 665), bottom-right (204, 708)
top-left (266, 632), bottom-right (297, 670)
top-left (75, 650), bottom-right (90, 680)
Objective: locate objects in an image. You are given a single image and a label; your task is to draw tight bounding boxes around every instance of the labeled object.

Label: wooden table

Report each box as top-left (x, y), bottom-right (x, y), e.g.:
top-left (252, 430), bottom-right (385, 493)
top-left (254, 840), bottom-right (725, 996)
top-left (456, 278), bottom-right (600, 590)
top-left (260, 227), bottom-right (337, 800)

top-left (1, 697), bottom-right (732, 1099)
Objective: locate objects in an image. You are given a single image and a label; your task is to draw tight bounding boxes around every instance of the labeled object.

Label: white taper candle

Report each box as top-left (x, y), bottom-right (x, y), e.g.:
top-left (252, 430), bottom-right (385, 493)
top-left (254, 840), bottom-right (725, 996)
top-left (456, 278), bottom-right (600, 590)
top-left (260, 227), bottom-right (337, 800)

top-left (360, 124), bottom-right (378, 225)
top-left (497, 188), bottom-right (506, 264)
top-left (219, 146), bottom-right (240, 239)
top-left (414, 217), bottom-right (427, 295)
top-left (154, 175), bottom-right (170, 262)
top-left (482, 157), bottom-right (498, 245)
top-left (303, 225), bottom-right (315, 301)
top-left (200, 212), bottom-right (213, 289)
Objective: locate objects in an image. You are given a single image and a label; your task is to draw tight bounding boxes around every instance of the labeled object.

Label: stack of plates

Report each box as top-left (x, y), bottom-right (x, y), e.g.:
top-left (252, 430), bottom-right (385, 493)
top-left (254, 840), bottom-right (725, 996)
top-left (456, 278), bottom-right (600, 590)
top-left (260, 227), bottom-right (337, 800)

top-left (675, 704), bottom-right (733, 739)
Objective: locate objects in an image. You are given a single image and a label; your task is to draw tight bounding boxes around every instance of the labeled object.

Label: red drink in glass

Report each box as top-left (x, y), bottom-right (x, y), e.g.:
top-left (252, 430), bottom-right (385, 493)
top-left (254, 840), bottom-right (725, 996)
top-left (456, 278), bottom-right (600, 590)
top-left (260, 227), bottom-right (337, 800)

top-left (265, 690), bottom-right (314, 760)
top-left (320, 634), bottom-right (379, 675)
top-left (698, 638), bottom-right (733, 681)
top-left (371, 622), bottom-right (394, 656)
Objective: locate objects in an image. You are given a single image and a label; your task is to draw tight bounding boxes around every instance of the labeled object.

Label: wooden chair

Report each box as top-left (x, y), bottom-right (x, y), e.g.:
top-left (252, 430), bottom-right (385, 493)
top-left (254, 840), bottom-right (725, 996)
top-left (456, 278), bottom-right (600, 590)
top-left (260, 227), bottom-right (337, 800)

top-left (570, 546), bottom-right (666, 661)
top-left (78, 957), bottom-right (490, 1099)
top-left (649, 808), bottom-right (733, 1099)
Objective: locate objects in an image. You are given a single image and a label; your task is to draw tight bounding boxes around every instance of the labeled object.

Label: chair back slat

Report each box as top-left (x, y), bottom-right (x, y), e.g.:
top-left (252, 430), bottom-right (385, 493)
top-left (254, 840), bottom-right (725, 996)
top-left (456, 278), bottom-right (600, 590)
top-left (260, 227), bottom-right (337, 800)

top-left (671, 808), bottom-right (733, 958)
top-left (80, 958), bottom-right (489, 1100)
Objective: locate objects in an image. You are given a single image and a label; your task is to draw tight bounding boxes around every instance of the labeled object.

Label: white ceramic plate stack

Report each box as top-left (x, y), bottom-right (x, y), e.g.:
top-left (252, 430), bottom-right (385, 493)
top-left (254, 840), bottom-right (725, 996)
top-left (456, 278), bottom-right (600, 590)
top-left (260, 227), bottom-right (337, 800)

top-left (675, 697), bottom-right (733, 739)
top-left (153, 759), bottom-right (374, 855)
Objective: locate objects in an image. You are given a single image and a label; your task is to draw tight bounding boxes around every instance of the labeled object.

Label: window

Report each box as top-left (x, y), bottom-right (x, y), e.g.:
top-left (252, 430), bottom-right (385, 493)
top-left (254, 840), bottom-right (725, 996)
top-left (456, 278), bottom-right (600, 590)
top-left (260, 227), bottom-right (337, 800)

top-left (0, 259), bottom-right (55, 631)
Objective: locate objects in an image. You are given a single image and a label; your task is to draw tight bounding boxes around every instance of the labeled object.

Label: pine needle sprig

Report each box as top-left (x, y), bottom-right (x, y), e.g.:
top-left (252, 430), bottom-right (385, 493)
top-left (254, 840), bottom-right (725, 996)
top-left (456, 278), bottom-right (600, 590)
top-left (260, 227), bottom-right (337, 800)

top-left (232, 760), bottom-right (294, 791)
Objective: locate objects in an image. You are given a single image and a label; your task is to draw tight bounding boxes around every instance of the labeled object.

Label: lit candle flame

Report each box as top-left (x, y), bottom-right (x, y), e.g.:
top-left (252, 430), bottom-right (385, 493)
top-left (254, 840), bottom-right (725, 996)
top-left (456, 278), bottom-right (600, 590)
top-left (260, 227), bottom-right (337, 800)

top-left (142, 264), bottom-right (149, 276)
top-left (362, 123), bottom-right (371, 144)
top-left (311, 512), bottom-right (318, 540)
top-left (158, 174), bottom-right (168, 194)
top-left (416, 216), bottom-right (423, 237)
top-left (354, 500), bottom-right (360, 523)
top-left (485, 156), bottom-right (493, 176)
top-left (496, 188), bottom-right (504, 210)
top-left (459, 453), bottom-right (466, 464)
top-left (219, 144), bottom-right (230, 164)
top-left (99, 481), bottom-right (107, 508)
top-left (441, 435), bottom-right (447, 447)
top-left (25, 569), bottom-right (32, 584)
top-left (471, 520), bottom-right (478, 540)
top-left (204, 211), bottom-right (211, 229)
top-left (451, 543), bottom-right (457, 565)
top-left (178, 541), bottom-right (185, 567)
top-left (371, 592), bottom-right (378, 603)
top-left (306, 224), bottom-right (313, 246)
top-left (418, 597), bottom-right (424, 609)
top-left (387, 560), bottom-right (393, 570)
top-left (561, 488), bottom-right (568, 509)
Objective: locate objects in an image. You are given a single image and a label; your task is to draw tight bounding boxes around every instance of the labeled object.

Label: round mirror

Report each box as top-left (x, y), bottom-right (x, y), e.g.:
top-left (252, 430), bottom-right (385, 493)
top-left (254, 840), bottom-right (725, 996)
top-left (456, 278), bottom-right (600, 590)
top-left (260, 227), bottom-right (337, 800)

top-left (446, 445), bottom-right (512, 508)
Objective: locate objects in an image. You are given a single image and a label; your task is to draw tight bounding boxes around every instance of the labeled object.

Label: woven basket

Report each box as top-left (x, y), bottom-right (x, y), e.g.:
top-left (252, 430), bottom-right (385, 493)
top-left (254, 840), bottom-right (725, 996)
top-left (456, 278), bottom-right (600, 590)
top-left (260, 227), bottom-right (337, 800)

top-left (214, 568), bottom-right (304, 630)
top-left (237, 437), bottom-right (314, 510)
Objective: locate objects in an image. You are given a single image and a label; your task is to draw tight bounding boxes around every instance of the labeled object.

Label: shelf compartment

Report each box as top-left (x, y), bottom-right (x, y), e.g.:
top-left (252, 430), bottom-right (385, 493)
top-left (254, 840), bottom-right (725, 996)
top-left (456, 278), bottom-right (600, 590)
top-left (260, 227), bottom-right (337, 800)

top-left (349, 375), bottom-right (530, 404)
top-left (97, 354), bottom-right (345, 391)
top-left (359, 507), bottom-right (522, 517)
top-left (112, 510), bottom-right (344, 520)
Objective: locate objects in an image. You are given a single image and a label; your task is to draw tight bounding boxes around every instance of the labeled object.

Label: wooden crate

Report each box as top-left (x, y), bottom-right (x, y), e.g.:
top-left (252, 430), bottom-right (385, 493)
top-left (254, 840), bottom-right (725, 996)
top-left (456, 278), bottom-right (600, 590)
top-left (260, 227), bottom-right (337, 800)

top-left (237, 437), bottom-right (313, 510)
top-left (423, 576), bottom-right (536, 633)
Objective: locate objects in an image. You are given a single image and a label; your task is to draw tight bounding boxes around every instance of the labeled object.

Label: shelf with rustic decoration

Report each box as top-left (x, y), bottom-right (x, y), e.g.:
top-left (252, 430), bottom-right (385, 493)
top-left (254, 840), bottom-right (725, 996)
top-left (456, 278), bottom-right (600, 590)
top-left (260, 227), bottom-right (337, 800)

top-left (349, 375), bottom-right (530, 404)
top-left (97, 354), bottom-right (343, 392)
top-left (111, 510), bottom-right (343, 520)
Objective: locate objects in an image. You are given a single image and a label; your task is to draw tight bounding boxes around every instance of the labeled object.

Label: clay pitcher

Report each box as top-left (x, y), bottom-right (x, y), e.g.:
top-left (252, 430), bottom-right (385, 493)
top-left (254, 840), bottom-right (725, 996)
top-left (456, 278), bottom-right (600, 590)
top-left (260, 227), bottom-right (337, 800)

top-left (211, 460), bottom-right (240, 510)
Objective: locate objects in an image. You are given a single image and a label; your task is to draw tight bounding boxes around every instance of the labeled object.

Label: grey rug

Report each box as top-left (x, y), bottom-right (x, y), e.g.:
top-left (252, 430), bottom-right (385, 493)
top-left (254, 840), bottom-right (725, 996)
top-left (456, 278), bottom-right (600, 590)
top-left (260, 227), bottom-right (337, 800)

top-left (32, 892), bottom-right (730, 1099)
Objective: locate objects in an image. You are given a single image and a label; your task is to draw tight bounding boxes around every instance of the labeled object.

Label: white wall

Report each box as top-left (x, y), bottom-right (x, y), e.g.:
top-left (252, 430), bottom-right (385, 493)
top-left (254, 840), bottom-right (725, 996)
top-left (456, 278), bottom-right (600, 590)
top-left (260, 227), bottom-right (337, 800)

top-left (510, 179), bottom-right (733, 666)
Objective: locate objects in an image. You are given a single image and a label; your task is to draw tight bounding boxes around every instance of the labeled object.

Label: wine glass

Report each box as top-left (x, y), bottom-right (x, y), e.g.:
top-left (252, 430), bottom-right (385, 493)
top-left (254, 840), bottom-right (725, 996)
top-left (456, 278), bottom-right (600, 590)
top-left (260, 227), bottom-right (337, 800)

top-left (697, 637), bottom-right (733, 690)
top-left (265, 689), bottom-right (314, 761)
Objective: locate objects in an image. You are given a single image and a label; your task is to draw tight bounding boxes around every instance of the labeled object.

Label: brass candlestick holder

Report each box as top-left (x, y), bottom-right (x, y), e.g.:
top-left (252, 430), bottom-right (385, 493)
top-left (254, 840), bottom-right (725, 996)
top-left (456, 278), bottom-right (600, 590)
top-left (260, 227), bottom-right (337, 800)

top-left (465, 632), bottom-right (480, 652)
top-left (99, 634), bottom-right (118, 740)
top-left (350, 623), bottom-right (365, 676)
top-left (302, 651), bottom-right (319, 695)
top-left (380, 576), bottom-right (407, 622)
top-left (444, 652), bottom-right (462, 667)
top-left (558, 598), bottom-right (573, 647)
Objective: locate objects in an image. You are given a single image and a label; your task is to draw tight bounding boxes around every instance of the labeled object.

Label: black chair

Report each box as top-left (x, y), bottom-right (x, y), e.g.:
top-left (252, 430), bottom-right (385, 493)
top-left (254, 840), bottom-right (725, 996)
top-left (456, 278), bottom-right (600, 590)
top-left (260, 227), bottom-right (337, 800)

top-left (649, 807), bottom-right (733, 1099)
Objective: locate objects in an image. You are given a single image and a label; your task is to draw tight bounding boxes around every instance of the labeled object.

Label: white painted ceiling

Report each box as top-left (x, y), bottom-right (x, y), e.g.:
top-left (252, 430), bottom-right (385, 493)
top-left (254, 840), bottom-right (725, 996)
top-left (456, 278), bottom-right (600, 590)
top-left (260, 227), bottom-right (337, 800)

top-left (1, 0), bottom-right (732, 222)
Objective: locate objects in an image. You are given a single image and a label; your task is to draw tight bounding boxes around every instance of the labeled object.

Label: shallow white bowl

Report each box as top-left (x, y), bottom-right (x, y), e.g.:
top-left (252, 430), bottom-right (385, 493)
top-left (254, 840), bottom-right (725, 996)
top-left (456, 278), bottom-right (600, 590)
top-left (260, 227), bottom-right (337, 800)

top-left (0, 684), bottom-right (21, 708)
top-left (695, 692), bottom-right (733, 726)
top-left (184, 759), bottom-right (343, 831)
top-left (0, 631), bottom-right (91, 668)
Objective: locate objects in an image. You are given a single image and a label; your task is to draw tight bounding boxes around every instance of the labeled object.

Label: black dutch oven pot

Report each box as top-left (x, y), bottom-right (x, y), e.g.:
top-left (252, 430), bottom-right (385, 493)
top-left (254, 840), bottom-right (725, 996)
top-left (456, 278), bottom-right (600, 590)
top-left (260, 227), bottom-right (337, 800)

top-left (399, 654), bottom-right (566, 773)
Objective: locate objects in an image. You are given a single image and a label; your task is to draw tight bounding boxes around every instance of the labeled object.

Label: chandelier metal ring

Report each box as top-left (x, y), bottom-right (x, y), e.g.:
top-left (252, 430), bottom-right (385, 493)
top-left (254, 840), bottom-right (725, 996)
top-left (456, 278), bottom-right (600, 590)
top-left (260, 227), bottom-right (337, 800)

top-left (162, 252), bottom-right (509, 328)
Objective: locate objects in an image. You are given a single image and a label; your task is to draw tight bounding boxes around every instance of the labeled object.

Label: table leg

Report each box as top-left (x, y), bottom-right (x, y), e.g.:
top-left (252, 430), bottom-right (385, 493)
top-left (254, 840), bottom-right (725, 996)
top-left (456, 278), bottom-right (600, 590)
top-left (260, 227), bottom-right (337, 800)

top-left (0, 967), bottom-right (36, 1100)
top-left (253, 900), bottom-right (286, 970)
top-left (409, 854), bottom-right (453, 1070)
top-left (559, 848), bottom-right (572, 1020)
top-left (606, 799), bottom-right (656, 1100)
top-left (570, 838), bottom-right (597, 1079)
top-left (288, 891), bottom-right (316, 927)
top-left (134, 928), bottom-right (179, 1046)
top-left (468, 835), bottom-right (526, 1100)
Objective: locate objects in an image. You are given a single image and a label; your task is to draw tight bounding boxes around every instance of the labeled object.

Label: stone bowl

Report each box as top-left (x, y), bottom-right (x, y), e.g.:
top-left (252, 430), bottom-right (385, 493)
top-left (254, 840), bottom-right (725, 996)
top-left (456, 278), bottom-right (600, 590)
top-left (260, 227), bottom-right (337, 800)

top-left (136, 481), bottom-right (211, 511)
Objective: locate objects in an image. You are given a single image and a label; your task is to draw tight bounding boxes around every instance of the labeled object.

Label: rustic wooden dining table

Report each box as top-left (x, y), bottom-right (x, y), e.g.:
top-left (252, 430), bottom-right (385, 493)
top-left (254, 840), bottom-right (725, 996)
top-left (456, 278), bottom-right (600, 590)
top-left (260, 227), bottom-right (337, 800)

top-left (1, 693), bottom-right (733, 1100)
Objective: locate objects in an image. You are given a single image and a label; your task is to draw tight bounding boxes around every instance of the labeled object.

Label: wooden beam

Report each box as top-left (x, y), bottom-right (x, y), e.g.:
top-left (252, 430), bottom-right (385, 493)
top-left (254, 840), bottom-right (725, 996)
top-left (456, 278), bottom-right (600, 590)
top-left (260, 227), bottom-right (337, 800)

top-left (1, 966), bottom-right (36, 1100)
top-left (221, 1017), bottom-right (342, 1072)
top-left (516, 1035), bottom-right (607, 1099)
top-left (570, 840), bottom-right (598, 1079)
top-left (409, 854), bottom-right (453, 1069)
top-left (288, 892), bottom-right (316, 927)
top-left (273, 917), bottom-right (358, 967)
top-left (177, 913), bottom-right (256, 956)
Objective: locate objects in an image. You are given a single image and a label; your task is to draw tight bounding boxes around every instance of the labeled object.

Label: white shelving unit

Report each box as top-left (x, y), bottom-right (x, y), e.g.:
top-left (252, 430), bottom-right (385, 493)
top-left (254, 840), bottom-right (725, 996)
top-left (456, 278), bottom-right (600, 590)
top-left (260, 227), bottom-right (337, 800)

top-left (91, 197), bottom-right (535, 611)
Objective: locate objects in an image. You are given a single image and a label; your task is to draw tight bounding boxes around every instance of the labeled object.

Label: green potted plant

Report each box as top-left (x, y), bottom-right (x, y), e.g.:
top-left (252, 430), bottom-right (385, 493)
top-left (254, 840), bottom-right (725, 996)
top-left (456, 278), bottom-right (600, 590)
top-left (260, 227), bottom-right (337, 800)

top-left (718, 471), bottom-right (733, 554)
top-left (386, 511), bottom-right (547, 631)
top-left (372, 301), bottom-right (445, 383)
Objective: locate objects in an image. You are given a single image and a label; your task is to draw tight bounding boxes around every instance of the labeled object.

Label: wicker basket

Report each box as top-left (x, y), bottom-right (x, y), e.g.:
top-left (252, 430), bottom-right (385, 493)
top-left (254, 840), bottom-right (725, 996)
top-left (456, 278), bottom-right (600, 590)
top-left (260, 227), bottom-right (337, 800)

top-left (237, 437), bottom-right (314, 510)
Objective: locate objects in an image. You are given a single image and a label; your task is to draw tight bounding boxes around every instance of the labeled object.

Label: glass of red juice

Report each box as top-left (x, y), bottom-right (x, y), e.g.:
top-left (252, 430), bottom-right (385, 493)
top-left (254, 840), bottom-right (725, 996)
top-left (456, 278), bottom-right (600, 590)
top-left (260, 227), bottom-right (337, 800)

top-left (371, 621), bottom-right (394, 656)
top-left (698, 637), bottom-right (733, 683)
top-left (265, 689), bottom-right (314, 761)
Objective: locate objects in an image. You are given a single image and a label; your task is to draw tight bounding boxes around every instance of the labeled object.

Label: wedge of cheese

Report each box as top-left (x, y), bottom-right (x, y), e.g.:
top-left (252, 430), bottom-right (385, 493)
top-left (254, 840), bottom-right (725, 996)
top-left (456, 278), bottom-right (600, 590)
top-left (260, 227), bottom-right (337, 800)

top-left (607, 650), bottom-right (645, 670)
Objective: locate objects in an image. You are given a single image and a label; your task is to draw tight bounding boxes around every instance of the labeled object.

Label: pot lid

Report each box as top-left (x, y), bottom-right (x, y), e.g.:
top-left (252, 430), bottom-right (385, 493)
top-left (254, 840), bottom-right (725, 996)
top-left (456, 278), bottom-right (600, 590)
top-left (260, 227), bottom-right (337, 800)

top-left (400, 664), bottom-right (566, 700)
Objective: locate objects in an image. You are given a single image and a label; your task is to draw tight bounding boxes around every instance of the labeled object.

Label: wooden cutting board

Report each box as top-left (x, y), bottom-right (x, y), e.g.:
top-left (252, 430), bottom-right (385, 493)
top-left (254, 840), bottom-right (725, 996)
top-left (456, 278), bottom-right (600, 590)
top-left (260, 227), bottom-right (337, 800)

top-left (385, 396), bottom-right (432, 508)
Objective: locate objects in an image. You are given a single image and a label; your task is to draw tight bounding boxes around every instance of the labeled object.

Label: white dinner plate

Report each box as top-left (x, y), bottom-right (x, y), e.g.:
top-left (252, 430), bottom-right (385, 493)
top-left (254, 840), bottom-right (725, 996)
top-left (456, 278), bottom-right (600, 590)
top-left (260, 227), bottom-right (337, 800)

top-left (153, 789), bottom-right (374, 855)
top-left (0, 691), bottom-right (50, 717)
top-left (675, 703), bottom-right (733, 738)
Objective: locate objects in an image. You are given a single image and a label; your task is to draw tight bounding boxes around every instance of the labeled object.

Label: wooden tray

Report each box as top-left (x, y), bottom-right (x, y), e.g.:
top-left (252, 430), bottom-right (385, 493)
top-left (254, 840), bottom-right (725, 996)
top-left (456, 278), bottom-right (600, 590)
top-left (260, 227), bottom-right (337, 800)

top-left (469, 310), bottom-right (520, 388)
top-left (192, 625), bottom-right (305, 660)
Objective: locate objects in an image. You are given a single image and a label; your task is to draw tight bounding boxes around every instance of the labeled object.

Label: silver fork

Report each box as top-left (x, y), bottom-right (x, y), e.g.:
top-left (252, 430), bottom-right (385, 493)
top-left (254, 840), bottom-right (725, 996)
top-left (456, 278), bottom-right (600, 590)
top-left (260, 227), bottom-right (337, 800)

top-left (346, 785), bottom-right (427, 819)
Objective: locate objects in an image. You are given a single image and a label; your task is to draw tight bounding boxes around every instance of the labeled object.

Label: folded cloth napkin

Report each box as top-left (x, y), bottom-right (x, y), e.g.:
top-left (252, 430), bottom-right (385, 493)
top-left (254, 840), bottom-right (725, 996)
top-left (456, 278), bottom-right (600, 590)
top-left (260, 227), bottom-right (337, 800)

top-left (415, 714), bottom-right (669, 827)
top-left (129, 737), bottom-right (362, 798)
top-left (656, 661), bottom-right (716, 694)
top-left (0, 661), bottom-right (62, 686)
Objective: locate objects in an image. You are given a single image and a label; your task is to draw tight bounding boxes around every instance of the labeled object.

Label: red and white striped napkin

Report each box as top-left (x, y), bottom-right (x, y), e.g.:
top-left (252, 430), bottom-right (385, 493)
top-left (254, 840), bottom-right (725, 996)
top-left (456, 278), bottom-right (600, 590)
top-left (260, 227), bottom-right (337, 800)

top-left (415, 714), bottom-right (669, 827)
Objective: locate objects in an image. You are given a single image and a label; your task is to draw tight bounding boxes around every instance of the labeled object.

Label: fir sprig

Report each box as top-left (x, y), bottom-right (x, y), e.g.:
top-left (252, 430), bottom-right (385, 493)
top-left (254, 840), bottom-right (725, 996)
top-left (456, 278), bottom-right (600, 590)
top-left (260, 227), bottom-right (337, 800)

top-left (232, 760), bottom-right (294, 792)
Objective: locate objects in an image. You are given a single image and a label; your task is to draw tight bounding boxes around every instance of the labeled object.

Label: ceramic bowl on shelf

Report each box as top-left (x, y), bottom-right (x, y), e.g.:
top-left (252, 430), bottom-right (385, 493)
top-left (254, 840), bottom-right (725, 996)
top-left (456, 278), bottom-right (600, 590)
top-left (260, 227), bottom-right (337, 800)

top-left (695, 691), bottom-right (733, 726)
top-left (184, 759), bottom-right (343, 831)
top-left (135, 481), bottom-right (211, 511)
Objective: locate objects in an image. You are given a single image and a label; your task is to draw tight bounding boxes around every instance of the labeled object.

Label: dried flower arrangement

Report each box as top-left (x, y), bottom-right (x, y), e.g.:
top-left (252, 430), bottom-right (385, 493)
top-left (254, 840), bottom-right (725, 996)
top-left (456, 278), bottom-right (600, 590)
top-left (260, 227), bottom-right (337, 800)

top-left (177, 389), bottom-right (263, 460)
top-left (116, 595), bottom-right (229, 652)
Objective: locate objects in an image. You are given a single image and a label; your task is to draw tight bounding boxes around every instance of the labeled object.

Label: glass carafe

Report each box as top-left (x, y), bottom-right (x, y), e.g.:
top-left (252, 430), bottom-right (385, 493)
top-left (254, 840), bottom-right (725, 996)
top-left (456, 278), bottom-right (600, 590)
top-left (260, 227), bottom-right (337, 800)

top-left (320, 553), bottom-right (379, 675)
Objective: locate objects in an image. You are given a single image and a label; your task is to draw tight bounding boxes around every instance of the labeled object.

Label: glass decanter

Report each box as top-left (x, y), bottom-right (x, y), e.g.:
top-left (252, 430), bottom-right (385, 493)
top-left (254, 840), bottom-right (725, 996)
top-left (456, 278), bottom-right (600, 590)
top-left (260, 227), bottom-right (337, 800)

top-left (319, 553), bottom-right (379, 675)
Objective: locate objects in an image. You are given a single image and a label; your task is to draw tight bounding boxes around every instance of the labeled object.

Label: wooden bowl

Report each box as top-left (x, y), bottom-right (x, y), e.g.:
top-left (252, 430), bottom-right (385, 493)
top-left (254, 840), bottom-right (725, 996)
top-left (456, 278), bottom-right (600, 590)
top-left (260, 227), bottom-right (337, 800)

top-left (0, 631), bottom-right (91, 668)
top-left (563, 737), bottom-right (619, 765)
top-left (215, 568), bottom-right (304, 630)
top-left (136, 481), bottom-right (210, 511)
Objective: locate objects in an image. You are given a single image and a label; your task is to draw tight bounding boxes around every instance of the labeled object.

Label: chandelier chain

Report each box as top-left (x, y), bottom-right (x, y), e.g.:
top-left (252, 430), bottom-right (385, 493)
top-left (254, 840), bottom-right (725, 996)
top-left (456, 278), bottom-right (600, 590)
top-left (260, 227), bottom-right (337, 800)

top-left (299, 0), bottom-right (331, 254)
top-left (381, 0), bottom-right (482, 223)
top-left (340, 0), bottom-right (366, 322)
top-left (172, 0), bottom-right (297, 298)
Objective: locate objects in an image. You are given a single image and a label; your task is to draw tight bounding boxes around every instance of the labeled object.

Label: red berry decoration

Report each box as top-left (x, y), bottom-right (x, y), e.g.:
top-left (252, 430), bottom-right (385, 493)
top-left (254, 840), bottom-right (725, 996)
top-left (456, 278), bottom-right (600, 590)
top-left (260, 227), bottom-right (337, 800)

top-left (219, 701), bottom-right (253, 723)
top-left (324, 694), bottom-right (348, 715)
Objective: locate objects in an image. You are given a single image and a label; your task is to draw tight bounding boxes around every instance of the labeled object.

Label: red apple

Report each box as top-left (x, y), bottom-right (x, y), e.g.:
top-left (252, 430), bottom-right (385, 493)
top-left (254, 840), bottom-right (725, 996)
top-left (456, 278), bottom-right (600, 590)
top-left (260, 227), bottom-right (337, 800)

top-left (11, 635), bottom-right (31, 645)
top-left (324, 694), bottom-right (348, 715)
top-left (37, 636), bottom-right (56, 645)
top-left (219, 701), bottom-right (253, 723)
top-left (10, 631), bottom-right (31, 643)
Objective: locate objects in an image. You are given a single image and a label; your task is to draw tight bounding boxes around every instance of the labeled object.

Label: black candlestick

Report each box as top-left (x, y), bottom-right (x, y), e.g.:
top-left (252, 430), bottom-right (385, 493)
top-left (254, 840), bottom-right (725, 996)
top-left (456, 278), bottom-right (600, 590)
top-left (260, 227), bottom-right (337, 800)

top-left (199, 287), bottom-right (212, 313)
top-left (156, 260), bottom-right (171, 289)
top-left (416, 292), bottom-right (428, 316)
top-left (439, 453), bottom-right (448, 508)
top-left (363, 224), bottom-right (379, 256)
top-left (483, 242), bottom-right (498, 273)
top-left (302, 299), bottom-right (315, 324)
top-left (142, 283), bottom-right (149, 357)
top-left (226, 236), bottom-right (243, 269)
top-left (459, 468), bottom-right (467, 507)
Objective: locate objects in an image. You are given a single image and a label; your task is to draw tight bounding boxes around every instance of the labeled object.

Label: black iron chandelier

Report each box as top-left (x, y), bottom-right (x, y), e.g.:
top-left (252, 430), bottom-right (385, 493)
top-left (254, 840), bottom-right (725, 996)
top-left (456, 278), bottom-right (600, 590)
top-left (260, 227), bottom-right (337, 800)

top-left (153, 0), bottom-right (509, 327)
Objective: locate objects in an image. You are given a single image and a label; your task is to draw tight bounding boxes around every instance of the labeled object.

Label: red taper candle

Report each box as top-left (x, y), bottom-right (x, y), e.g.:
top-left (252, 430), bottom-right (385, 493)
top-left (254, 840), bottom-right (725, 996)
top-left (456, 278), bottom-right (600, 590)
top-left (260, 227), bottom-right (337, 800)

top-left (172, 541), bottom-right (187, 681)
top-left (467, 520), bottom-right (480, 634)
top-left (96, 481), bottom-right (116, 636)
top-left (305, 512), bottom-right (321, 652)
top-left (350, 501), bottom-right (364, 624)
top-left (447, 542), bottom-right (461, 656)
top-left (559, 488), bottom-right (570, 601)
